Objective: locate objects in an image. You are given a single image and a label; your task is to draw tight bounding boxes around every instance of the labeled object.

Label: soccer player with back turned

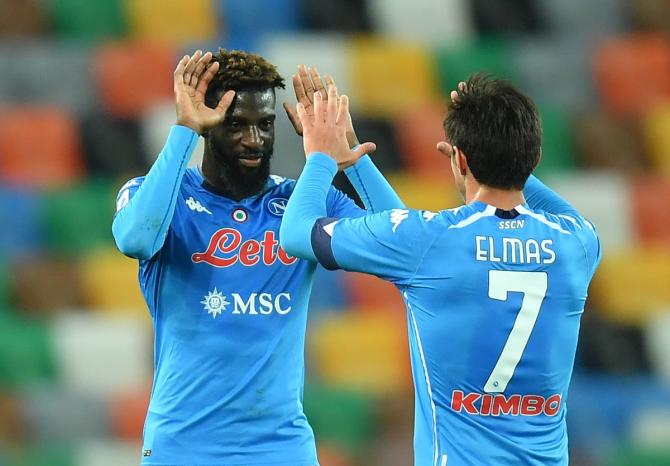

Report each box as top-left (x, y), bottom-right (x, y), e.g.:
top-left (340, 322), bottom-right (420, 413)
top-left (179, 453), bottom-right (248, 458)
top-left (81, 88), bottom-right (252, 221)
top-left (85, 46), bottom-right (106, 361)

top-left (112, 50), bottom-right (394, 465)
top-left (281, 76), bottom-right (602, 466)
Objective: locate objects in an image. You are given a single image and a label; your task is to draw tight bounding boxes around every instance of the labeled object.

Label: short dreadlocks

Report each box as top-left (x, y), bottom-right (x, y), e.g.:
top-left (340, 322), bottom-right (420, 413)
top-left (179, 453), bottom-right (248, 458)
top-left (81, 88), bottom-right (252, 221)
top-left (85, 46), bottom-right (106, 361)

top-left (205, 49), bottom-right (285, 107)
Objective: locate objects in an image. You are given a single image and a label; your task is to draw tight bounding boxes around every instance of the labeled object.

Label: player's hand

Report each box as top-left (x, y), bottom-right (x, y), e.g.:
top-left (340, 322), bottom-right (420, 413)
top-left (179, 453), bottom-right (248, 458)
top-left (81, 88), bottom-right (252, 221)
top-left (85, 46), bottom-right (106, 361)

top-left (284, 65), bottom-right (360, 149)
top-left (174, 50), bottom-right (235, 135)
top-left (437, 81), bottom-right (467, 157)
top-left (297, 85), bottom-right (375, 169)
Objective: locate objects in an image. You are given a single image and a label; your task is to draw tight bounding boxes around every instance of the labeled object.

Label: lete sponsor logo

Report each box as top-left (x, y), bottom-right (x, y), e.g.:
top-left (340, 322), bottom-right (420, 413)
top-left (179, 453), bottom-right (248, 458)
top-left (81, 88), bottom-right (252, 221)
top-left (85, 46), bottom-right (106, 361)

top-left (192, 228), bottom-right (297, 267)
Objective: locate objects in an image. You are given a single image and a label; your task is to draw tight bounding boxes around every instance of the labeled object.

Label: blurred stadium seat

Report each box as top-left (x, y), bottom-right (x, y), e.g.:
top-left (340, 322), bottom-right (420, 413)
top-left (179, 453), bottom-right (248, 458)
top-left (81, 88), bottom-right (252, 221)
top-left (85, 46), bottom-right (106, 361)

top-left (50, 312), bottom-right (150, 396)
top-left (385, 172), bottom-right (460, 212)
top-left (94, 41), bottom-right (176, 119)
top-left (79, 247), bottom-right (147, 314)
top-left (393, 102), bottom-right (452, 180)
top-left (0, 313), bottom-right (55, 388)
top-left (309, 313), bottom-right (409, 395)
top-left (0, 0), bottom-right (46, 37)
top-left (534, 106), bottom-right (576, 178)
top-left (47, 0), bottom-right (125, 40)
top-left (348, 37), bottom-right (440, 117)
top-left (590, 247), bottom-right (670, 325)
top-left (342, 272), bottom-right (406, 316)
top-left (630, 175), bottom-right (670, 245)
top-left (593, 33), bottom-right (670, 117)
top-left (218, 0), bottom-right (302, 37)
top-left (0, 187), bottom-right (44, 259)
top-left (368, 0), bottom-right (473, 46)
top-left (435, 38), bottom-right (517, 97)
top-left (643, 104), bottom-right (670, 175)
top-left (124, 0), bottom-right (217, 44)
top-left (108, 386), bottom-right (150, 441)
top-left (0, 107), bottom-right (85, 189)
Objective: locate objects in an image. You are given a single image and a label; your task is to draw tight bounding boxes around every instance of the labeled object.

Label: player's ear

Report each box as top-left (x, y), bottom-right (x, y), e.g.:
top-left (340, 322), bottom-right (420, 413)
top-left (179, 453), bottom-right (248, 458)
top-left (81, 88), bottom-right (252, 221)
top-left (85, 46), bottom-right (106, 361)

top-left (454, 146), bottom-right (468, 176)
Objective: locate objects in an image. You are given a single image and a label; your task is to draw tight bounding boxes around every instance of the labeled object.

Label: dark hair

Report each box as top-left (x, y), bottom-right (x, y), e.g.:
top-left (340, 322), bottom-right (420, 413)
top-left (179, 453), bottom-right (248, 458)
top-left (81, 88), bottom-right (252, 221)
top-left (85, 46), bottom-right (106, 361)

top-left (443, 73), bottom-right (542, 190)
top-left (205, 49), bottom-right (285, 105)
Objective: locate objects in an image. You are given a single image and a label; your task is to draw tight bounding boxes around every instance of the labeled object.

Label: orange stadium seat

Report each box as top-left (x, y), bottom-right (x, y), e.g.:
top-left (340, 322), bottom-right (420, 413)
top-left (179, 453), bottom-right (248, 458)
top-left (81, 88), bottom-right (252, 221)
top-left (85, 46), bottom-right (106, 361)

top-left (79, 247), bottom-right (147, 315)
top-left (593, 34), bottom-right (670, 118)
top-left (343, 272), bottom-right (406, 316)
top-left (109, 385), bottom-right (151, 441)
top-left (95, 42), bottom-right (176, 119)
top-left (630, 175), bottom-right (670, 245)
top-left (0, 107), bottom-right (84, 189)
top-left (348, 37), bottom-right (440, 118)
top-left (309, 312), bottom-right (411, 395)
top-left (123, 0), bottom-right (218, 44)
top-left (393, 102), bottom-right (452, 180)
top-left (589, 247), bottom-right (670, 325)
top-left (643, 104), bottom-right (670, 175)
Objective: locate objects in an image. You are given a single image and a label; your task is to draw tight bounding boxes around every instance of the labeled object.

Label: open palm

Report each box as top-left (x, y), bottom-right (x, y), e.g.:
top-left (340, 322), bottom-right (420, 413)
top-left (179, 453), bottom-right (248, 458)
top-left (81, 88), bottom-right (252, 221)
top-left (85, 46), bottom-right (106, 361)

top-left (174, 50), bottom-right (235, 135)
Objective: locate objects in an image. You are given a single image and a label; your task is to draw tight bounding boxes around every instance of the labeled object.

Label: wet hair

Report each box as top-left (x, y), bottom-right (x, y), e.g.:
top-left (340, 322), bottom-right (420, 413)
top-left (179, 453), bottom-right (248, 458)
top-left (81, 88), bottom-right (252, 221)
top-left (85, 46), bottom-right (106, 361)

top-left (443, 73), bottom-right (542, 190)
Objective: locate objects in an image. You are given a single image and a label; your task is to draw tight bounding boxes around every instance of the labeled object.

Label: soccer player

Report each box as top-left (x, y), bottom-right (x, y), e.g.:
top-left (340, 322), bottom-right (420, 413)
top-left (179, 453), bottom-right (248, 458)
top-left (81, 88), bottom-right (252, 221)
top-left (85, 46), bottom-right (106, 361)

top-left (112, 49), bottom-right (393, 465)
top-left (280, 76), bottom-right (602, 466)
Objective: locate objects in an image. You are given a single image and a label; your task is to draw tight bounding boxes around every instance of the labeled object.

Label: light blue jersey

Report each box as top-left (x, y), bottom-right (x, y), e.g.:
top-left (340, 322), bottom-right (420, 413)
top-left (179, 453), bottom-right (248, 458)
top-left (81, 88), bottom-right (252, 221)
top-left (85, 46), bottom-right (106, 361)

top-left (281, 153), bottom-right (602, 466)
top-left (112, 128), bottom-right (403, 465)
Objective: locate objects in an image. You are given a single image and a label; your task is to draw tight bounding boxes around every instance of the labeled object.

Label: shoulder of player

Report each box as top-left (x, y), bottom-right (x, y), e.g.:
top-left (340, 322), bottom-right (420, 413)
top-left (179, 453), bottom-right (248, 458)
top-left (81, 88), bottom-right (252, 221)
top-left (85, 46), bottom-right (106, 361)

top-left (116, 176), bottom-right (146, 195)
top-left (518, 206), bottom-right (597, 235)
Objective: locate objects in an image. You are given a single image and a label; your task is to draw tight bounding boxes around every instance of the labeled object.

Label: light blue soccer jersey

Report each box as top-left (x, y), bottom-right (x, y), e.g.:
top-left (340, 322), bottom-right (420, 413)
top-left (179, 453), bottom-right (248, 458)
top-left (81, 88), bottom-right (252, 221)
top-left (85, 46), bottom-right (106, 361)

top-left (282, 154), bottom-right (602, 466)
top-left (112, 127), bottom-right (406, 466)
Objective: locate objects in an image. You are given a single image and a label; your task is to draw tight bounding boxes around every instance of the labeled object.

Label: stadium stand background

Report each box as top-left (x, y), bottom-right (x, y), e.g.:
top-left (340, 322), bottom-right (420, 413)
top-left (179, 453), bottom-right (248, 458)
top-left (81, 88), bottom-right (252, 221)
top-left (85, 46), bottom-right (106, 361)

top-left (1, 0), bottom-right (670, 464)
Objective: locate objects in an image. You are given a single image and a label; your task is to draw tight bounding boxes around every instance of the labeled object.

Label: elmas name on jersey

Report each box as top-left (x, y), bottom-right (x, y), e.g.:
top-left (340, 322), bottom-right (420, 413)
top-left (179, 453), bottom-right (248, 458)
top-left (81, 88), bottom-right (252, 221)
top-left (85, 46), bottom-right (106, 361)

top-left (192, 228), bottom-right (297, 267)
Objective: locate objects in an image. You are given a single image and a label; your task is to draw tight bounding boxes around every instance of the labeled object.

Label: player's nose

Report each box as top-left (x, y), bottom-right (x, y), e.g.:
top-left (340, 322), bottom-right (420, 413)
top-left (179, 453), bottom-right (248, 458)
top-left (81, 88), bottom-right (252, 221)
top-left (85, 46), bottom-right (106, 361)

top-left (241, 126), bottom-right (263, 149)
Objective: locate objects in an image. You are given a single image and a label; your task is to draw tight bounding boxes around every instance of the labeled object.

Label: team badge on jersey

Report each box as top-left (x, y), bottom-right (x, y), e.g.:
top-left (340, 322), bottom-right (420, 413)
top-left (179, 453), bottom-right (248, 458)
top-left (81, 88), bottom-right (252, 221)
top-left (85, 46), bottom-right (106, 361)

top-left (232, 208), bottom-right (248, 223)
top-left (266, 197), bottom-right (288, 217)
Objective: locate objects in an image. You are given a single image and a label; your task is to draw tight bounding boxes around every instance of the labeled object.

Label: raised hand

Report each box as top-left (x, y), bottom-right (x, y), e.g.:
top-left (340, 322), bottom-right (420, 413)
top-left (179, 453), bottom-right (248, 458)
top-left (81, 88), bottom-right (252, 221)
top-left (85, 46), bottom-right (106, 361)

top-left (437, 81), bottom-right (467, 157)
top-left (174, 50), bottom-right (236, 135)
top-left (284, 65), bottom-right (359, 149)
top-left (297, 85), bottom-right (375, 170)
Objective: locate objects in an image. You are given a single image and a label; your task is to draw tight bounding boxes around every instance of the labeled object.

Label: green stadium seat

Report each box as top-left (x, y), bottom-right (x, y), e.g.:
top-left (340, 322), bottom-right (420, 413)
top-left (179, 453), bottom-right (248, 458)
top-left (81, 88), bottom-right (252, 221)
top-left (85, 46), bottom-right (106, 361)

top-left (8, 443), bottom-right (74, 466)
top-left (304, 381), bottom-right (376, 454)
top-left (534, 106), bottom-right (576, 178)
top-left (0, 314), bottom-right (55, 388)
top-left (47, 0), bottom-right (125, 41)
top-left (435, 38), bottom-right (517, 97)
top-left (43, 180), bottom-right (116, 254)
top-left (606, 446), bottom-right (670, 466)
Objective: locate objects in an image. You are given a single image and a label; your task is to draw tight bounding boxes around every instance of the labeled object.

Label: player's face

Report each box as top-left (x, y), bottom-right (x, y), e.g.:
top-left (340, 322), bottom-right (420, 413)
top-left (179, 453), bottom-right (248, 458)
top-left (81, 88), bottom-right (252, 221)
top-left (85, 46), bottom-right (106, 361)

top-left (205, 88), bottom-right (276, 196)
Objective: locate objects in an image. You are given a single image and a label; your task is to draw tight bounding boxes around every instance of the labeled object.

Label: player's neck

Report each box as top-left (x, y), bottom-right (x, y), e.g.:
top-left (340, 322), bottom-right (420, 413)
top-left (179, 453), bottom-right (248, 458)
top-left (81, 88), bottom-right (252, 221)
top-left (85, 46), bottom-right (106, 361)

top-left (468, 184), bottom-right (526, 211)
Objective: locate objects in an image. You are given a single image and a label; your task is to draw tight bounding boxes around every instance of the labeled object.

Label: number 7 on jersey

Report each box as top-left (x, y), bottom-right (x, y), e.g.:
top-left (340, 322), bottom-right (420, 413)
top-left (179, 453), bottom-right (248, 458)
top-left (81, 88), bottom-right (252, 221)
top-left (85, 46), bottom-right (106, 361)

top-left (484, 270), bottom-right (548, 393)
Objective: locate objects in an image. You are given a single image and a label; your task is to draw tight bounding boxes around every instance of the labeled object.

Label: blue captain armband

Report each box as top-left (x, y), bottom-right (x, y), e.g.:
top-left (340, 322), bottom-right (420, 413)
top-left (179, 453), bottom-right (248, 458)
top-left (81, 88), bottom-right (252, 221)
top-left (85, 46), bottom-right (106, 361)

top-left (310, 217), bottom-right (340, 270)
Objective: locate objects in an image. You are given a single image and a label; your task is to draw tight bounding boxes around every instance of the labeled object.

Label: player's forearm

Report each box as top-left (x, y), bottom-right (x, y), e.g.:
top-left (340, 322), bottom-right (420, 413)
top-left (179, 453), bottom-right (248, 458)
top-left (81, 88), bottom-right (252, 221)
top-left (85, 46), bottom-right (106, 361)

top-left (524, 174), bottom-right (579, 216)
top-left (280, 153), bottom-right (337, 262)
top-left (112, 125), bottom-right (198, 259)
top-left (344, 155), bottom-right (404, 212)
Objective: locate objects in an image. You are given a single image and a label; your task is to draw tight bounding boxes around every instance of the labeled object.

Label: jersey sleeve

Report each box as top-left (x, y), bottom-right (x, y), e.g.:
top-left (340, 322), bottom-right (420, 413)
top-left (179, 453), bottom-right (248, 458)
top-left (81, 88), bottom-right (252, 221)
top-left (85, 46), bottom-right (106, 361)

top-left (524, 175), bottom-right (602, 277)
top-left (311, 209), bottom-right (435, 285)
top-left (111, 125), bottom-right (199, 260)
top-left (344, 154), bottom-right (404, 212)
top-left (325, 185), bottom-right (365, 219)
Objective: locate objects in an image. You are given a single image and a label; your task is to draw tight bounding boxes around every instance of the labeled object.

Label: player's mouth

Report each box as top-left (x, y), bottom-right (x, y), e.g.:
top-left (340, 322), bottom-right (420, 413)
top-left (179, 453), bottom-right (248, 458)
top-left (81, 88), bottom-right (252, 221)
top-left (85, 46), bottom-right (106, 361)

top-left (237, 153), bottom-right (264, 168)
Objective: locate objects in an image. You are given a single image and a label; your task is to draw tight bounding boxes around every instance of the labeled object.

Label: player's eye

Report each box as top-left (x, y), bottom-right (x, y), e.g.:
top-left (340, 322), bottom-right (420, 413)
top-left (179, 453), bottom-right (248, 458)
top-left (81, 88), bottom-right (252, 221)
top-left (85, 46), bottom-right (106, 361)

top-left (260, 120), bottom-right (273, 131)
top-left (227, 120), bottom-right (241, 130)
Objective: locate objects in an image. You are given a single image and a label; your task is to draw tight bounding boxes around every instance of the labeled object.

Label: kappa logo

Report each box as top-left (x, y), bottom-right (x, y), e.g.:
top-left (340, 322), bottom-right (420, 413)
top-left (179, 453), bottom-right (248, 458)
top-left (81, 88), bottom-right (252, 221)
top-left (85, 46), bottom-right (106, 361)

top-left (186, 196), bottom-right (212, 214)
top-left (390, 209), bottom-right (409, 232)
top-left (267, 197), bottom-right (288, 217)
top-left (423, 211), bottom-right (438, 222)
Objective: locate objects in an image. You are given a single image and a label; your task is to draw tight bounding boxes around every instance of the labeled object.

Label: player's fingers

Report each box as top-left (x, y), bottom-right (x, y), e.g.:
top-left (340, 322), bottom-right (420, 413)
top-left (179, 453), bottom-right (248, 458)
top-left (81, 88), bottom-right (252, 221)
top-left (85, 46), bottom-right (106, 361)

top-left (195, 61), bottom-right (219, 98)
top-left (215, 89), bottom-right (236, 113)
top-left (450, 90), bottom-right (459, 102)
top-left (336, 94), bottom-right (349, 126)
top-left (310, 67), bottom-right (327, 98)
top-left (326, 84), bottom-right (338, 124)
top-left (458, 81), bottom-right (466, 92)
top-left (436, 141), bottom-right (454, 157)
top-left (190, 51), bottom-right (212, 87)
top-left (183, 50), bottom-right (202, 85)
top-left (174, 55), bottom-right (189, 89)
top-left (324, 75), bottom-right (335, 88)
top-left (296, 102), bottom-right (311, 130)
top-left (351, 141), bottom-right (377, 159)
top-left (292, 73), bottom-right (308, 105)
top-left (283, 102), bottom-right (303, 135)
top-left (313, 90), bottom-right (325, 123)
top-left (298, 64), bottom-right (316, 103)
